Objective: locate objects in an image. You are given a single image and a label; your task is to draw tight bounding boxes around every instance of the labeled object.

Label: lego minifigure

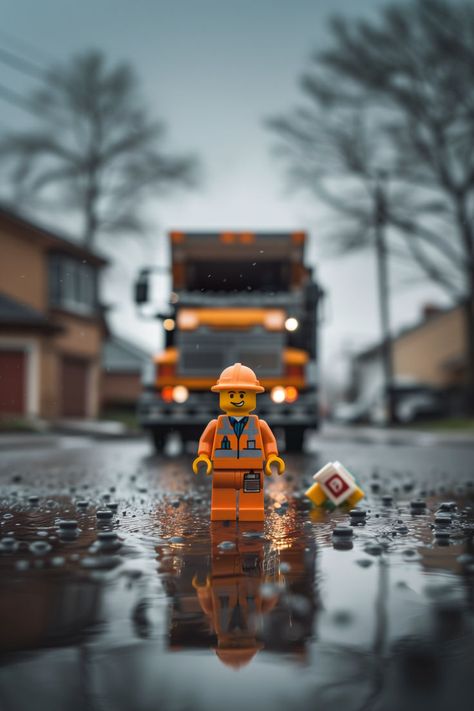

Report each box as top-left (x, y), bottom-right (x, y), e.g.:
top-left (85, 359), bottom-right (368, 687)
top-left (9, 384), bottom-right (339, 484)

top-left (305, 461), bottom-right (364, 508)
top-left (192, 522), bottom-right (277, 668)
top-left (192, 362), bottom-right (285, 521)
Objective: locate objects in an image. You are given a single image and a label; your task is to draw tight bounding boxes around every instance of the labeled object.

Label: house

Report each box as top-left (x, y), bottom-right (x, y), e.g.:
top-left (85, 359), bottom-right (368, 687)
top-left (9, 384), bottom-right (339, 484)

top-left (353, 303), bottom-right (467, 406)
top-left (101, 335), bottom-right (150, 410)
top-left (0, 204), bottom-right (108, 421)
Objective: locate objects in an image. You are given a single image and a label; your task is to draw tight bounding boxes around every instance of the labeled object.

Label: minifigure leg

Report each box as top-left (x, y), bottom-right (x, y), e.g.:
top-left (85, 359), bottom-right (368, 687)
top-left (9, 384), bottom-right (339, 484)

top-left (211, 474), bottom-right (237, 521)
top-left (239, 471), bottom-right (264, 521)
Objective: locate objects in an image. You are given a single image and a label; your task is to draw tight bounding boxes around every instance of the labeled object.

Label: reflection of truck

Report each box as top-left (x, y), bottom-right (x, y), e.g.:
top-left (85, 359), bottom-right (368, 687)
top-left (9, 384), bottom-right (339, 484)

top-left (135, 232), bottom-right (323, 452)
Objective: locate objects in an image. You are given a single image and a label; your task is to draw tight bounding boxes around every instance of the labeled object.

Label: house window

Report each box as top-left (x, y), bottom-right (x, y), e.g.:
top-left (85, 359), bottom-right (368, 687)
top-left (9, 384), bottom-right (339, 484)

top-left (48, 254), bottom-right (97, 315)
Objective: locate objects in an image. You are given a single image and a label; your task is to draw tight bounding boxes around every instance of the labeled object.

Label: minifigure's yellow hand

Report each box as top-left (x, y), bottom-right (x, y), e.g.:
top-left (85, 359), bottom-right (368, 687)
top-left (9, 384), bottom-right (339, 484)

top-left (264, 454), bottom-right (285, 477)
top-left (192, 454), bottom-right (212, 475)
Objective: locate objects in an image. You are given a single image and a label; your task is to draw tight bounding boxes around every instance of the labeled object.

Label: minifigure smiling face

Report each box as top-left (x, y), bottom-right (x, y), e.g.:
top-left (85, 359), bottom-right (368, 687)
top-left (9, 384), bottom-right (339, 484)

top-left (219, 389), bottom-right (256, 415)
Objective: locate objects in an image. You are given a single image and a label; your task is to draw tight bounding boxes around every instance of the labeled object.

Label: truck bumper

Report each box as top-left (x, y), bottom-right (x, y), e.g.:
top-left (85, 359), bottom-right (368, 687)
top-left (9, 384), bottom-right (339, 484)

top-left (137, 390), bottom-right (319, 429)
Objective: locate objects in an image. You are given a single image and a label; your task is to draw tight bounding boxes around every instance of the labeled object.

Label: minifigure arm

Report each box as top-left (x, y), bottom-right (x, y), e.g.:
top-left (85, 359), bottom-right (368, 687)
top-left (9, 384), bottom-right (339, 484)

top-left (260, 419), bottom-right (285, 476)
top-left (198, 419), bottom-right (217, 456)
top-left (193, 419), bottom-right (217, 475)
top-left (259, 419), bottom-right (279, 457)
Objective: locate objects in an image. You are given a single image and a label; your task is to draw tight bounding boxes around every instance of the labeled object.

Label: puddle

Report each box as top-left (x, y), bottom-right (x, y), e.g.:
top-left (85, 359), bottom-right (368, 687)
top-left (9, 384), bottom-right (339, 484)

top-left (0, 440), bottom-right (472, 711)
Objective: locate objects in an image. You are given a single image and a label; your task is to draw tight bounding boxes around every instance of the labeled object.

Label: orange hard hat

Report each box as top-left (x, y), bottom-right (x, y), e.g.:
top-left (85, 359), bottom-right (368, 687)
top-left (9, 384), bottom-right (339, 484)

top-left (211, 362), bottom-right (264, 392)
top-left (214, 646), bottom-right (260, 669)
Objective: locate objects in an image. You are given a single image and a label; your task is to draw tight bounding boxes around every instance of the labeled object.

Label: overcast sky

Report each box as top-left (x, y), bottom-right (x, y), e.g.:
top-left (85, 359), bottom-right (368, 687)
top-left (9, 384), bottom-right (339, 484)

top-left (1, 0), bottom-right (451, 384)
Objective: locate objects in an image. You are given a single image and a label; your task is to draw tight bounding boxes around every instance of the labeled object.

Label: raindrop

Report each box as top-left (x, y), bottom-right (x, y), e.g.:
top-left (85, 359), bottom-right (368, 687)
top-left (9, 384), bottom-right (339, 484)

top-left (356, 558), bottom-right (373, 568)
top-left (410, 500), bottom-right (426, 513)
top-left (51, 556), bottom-right (66, 567)
top-left (242, 530), bottom-right (265, 539)
top-left (333, 525), bottom-right (353, 538)
top-left (96, 509), bottom-right (114, 520)
top-left (81, 555), bottom-right (121, 570)
top-left (438, 501), bottom-right (456, 512)
top-left (260, 582), bottom-right (281, 599)
top-left (350, 508), bottom-right (366, 518)
top-left (435, 530), bottom-right (450, 543)
top-left (365, 543), bottom-right (383, 556)
top-left (15, 560), bottom-right (29, 571)
top-left (29, 541), bottom-right (52, 556)
top-left (98, 531), bottom-right (118, 542)
top-left (434, 513), bottom-right (452, 527)
top-left (58, 519), bottom-right (78, 530)
top-left (332, 609), bottom-right (353, 625)
top-left (0, 537), bottom-right (18, 553)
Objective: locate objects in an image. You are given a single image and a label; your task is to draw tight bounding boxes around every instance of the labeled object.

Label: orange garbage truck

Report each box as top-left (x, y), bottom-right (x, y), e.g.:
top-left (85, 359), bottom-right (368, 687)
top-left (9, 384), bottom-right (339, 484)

top-left (135, 231), bottom-right (323, 452)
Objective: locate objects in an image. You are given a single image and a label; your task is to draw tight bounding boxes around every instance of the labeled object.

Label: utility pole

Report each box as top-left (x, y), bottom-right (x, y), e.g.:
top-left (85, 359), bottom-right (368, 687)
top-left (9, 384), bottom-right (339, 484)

top-left (374, 171), bottom-right (396, 425)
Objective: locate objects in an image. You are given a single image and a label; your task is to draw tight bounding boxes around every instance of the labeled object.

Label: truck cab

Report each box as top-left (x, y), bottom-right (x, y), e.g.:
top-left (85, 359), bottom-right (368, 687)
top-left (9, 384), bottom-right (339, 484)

top-left (136, 232), bottom-right (323, 451)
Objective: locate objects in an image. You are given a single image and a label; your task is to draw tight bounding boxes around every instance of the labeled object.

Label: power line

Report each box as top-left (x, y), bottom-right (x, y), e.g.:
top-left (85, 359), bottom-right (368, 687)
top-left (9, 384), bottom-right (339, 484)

top-left (0, 82), bottom-right (37, 116)
top-left (0, 40), bottom-right (48, 118)
top-left (0, 46), bottom-right (45, 79)
top-left (0, 28), bottom-right (56, 65)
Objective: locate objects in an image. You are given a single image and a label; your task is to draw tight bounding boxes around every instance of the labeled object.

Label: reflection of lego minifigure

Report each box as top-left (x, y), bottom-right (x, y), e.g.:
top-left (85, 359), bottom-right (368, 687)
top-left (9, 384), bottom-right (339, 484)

top-left (192, 363), bottom-right (285, 521)
top-left (193, 522), bottom-right (277, 669)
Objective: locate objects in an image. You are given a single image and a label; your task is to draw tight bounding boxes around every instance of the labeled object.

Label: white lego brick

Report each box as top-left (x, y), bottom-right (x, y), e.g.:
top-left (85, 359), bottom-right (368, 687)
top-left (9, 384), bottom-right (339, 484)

top-left (313, 461), bottom-right (356, 505)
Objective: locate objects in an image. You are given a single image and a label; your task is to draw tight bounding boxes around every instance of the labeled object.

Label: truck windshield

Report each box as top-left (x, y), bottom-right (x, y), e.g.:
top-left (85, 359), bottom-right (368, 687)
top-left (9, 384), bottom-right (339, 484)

top-left (186, 260), bottom-right (290, 292)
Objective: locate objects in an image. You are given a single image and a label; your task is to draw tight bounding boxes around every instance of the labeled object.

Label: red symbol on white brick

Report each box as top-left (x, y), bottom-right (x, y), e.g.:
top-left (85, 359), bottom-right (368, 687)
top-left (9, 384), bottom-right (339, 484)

top-left (313, 461), bottom-right (357, 505)
top-left (326, 473), bottom-right (349, 497)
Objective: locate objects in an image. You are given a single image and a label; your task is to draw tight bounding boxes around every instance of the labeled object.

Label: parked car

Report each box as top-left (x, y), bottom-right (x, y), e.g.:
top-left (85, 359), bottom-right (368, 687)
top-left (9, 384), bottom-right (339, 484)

top-left (334, 384), bottom-right (444, 425)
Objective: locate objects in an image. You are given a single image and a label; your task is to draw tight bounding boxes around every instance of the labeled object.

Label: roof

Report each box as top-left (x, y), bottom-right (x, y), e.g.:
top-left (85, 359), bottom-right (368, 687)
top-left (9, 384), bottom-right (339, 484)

top-left (102, 335), bottom-right (151, 372)
top-left (0, 292), bottom-right (61, 333)
top-left (355, 302), bottom-right (462, 362)
top-left (0, 203), bottom-right (108, 267)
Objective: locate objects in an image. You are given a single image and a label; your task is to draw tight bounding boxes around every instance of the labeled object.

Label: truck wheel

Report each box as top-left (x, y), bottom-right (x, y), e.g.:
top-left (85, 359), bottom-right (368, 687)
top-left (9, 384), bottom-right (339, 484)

top-left (150, 428), bottom-right (167, 453)
top-left (285, 427), bottom-right (305, 452)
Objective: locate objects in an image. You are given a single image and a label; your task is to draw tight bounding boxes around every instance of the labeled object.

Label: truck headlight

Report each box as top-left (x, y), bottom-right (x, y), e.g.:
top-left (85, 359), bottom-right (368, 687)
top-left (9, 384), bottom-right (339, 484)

top-left (163, 318), bottom-right (175, 331)
top-left (285, 317), bottom-right (299, 331)
top-left (271, 386), bottom-right (286, 404)
top-left (172, 385), bottom-right (189, 403)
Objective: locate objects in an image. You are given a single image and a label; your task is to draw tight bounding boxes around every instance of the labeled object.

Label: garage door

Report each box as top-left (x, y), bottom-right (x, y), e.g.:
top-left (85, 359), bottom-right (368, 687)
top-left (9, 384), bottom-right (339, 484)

top-left (61, 357), bottom-right (89, 417)
top-left (0, 350), bottom-right (26, 415)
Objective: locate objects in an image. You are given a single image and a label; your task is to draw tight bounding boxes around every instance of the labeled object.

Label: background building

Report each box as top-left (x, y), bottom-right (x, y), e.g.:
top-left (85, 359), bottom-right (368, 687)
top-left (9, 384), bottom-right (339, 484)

top-left (101, 335), bottom-right (150, 412)
top-left (352, 304), bottom-right (466, 418)
top-left (0, 205), bottom-right (108, 421)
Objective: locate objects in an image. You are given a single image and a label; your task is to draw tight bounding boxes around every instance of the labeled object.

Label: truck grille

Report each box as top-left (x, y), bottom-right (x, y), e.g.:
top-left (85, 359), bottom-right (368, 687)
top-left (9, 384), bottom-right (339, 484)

top-left (178, 330), bottom-right (283, 376)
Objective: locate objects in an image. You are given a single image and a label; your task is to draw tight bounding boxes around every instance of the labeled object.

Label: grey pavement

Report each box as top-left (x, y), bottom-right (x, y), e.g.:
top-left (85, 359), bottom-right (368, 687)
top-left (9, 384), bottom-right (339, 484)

top-left (1, 420), bottom-right (474, 453)
top-left (319, 422), bottom-right (474, 448)
top-left (0, 437), bottom-right (473, 711)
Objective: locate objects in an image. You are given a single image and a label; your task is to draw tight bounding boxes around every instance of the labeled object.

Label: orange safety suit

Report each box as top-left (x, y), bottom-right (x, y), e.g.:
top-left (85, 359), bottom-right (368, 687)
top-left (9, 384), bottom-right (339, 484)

top-left (197, 414), bottom-right (279, 521)
top-left (194, 522), bottom-right (278, 668)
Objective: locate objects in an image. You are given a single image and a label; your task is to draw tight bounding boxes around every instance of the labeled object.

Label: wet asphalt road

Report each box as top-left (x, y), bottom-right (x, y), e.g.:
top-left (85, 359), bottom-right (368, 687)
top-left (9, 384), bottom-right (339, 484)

top-left (0, 433), bottom-right (473, 711)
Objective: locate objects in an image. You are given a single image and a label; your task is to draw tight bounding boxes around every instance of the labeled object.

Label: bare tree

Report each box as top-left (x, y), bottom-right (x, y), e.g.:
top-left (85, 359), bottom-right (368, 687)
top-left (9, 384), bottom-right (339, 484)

top-left (0, 50), bottom-right (199, 249)
top-left (267, 0), bottom-right (474, 412)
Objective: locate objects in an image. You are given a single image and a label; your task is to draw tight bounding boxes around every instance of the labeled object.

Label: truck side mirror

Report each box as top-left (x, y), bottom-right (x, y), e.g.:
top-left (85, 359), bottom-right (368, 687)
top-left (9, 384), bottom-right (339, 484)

top-left (134, 270), bottom-right (150, 305)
